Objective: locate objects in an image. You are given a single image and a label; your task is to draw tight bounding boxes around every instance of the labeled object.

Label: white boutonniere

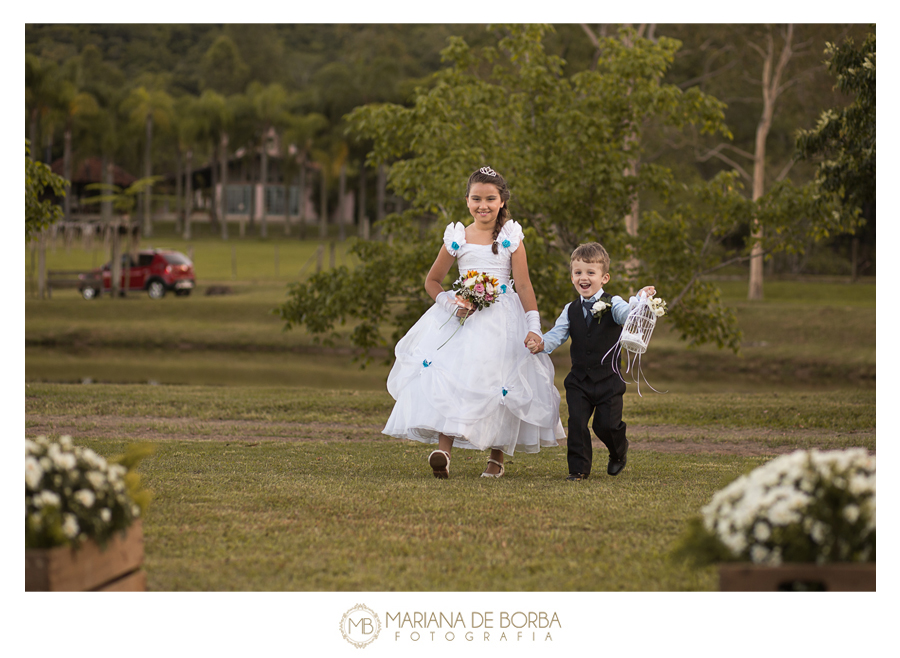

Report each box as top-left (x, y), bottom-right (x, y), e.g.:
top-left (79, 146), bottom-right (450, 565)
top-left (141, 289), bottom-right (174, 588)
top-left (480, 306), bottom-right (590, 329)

top-left (591, 300), bottom-right (611, 318)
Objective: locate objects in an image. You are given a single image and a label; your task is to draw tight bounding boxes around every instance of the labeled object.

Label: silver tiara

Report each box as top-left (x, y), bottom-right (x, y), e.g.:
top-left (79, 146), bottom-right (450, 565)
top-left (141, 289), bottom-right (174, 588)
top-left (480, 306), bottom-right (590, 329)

top-left (479, 166), bottom-right (498, 177)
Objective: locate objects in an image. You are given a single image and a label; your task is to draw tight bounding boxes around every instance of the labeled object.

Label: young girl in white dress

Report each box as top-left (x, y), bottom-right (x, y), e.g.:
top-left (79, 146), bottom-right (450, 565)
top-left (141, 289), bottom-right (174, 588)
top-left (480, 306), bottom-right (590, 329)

top-left (382, 166), bottom-right (565, 478)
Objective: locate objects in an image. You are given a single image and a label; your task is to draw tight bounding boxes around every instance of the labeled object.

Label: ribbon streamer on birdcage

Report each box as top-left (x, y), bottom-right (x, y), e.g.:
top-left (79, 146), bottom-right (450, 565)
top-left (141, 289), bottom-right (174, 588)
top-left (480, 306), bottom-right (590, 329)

top-left (601, 292), bottom-right (666, 397)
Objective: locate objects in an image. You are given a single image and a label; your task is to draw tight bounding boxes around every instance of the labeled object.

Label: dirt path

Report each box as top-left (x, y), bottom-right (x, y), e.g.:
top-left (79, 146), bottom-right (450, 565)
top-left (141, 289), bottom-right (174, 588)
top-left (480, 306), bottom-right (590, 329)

top-left (25, 414), bottom-right (874, 456)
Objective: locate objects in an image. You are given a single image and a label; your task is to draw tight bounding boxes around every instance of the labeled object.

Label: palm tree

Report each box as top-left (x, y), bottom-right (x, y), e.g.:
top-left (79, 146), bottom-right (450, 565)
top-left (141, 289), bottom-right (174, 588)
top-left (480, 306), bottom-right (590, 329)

top-left (248, 82), bottom-right (288, 238)
top-left (55, 62), bottom-right (99, 223)
top-left (169, 97), bottom-right (191, 235)
top-left (122, 83), bottom-right (174, 237)
top-left (189, 90), bottom-right (231, 234)
top-left (25, 54), bottom-right (58, 162)
top-left (280, 112), bottom-right (328, 238)
top-left (311, 135), bottom-right (349, 241)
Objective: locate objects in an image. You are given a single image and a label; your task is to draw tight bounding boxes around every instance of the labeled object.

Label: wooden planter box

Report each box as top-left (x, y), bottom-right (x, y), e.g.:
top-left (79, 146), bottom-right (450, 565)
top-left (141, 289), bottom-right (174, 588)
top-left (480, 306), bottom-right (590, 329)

top-left (719, 562), bottom-right (875, 592)
top-left (26, 520), bottom-right (145, 592)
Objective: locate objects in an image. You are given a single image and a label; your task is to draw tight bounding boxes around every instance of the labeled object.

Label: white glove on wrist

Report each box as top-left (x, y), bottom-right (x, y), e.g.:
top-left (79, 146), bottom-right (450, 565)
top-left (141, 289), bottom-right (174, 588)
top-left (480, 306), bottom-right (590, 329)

top-left (436, 291), bottom-right (458, 314)
top-left (524, 310), bottom-right (541, 334)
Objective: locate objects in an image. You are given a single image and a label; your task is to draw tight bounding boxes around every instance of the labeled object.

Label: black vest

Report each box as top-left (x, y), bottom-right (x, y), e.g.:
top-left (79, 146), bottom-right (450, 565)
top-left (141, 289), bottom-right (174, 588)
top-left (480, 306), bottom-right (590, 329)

top-left (567, 293), bottom-right (622, 382)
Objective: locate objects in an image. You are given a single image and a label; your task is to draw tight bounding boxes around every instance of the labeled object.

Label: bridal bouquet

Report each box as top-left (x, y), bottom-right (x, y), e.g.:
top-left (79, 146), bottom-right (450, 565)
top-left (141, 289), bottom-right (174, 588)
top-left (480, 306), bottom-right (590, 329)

top-left (675, 448), bottom-right (875, 566)
top-left (26, 435), bottom-right (153, 549)
top-left (451, 270), bottom-right (502, 317)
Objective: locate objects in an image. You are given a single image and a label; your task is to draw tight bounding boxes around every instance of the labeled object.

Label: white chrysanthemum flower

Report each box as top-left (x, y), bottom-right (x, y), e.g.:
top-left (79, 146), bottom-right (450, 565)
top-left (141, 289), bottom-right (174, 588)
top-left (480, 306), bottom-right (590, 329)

top-left (86, 471), bottom-right (106, 490)
top-left (38, 490), bottom-right (61, 508)
top-left (100, 508), bottom-right (112, 522)
top-left (60, 435), bottom-right (73, 450)
top-left (74, 489), bottom-right (96, 508)
top-left (62, 514), bottom-right (79, 538)
top-left (750, 544), bottom-right (770, 564)
top-left (843, 504), bottom-right (860, 524)
top-left (753, 522), bottom-right (771, 542)
top-left (810, 521), bottom-right (828, 543)
top-left (25, 457), bottom-right (43, 490)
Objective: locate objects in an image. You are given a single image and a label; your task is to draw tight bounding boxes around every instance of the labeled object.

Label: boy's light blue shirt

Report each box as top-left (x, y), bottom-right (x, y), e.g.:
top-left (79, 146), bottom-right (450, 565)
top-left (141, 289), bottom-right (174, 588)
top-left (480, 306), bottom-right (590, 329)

top-left (541, 288), bottom-right (633, 354)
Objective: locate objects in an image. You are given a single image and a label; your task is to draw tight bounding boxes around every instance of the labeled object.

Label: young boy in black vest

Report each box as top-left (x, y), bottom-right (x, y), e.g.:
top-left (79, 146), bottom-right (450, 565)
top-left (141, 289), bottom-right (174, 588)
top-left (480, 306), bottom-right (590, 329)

top-left (527, 243), bottom-right (655, 480)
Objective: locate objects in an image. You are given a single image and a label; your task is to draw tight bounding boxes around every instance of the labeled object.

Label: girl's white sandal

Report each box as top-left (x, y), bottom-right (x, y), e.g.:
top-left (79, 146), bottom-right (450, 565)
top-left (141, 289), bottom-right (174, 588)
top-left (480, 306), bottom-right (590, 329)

top-left (481, 458), bottom-right (505, 478)
top-left (428, 450), bottom-right (451, 479)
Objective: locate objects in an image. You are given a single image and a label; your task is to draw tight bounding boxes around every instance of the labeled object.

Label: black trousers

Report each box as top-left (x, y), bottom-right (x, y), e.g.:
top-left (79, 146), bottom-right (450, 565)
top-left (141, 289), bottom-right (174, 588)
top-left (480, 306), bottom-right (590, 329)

top-left (564, 372), bottom-right (628, 476)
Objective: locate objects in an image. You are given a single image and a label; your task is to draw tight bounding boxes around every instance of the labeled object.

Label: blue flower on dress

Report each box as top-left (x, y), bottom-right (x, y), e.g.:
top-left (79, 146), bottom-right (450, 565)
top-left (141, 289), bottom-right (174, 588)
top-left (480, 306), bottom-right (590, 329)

top-left (502, 239), bottom-right (511, 248)
top-left (423, 360), bottom-right (432, 368)
top-left (500, 284), bottom-right (507, 293)
top-left (502, 387), bottom-right (508, 397)
top-left (451, 241), bottom-right (460, 250)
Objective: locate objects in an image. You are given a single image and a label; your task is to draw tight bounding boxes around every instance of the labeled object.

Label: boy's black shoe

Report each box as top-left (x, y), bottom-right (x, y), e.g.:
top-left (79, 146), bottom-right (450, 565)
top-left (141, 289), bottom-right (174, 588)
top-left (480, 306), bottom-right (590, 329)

top-left (607, 456), bottom-right (627, 476)
top-left (566, 473), bottom-right (589, 481)
top-left (606, 439), bottom-right (628, 475)
top-left (608, 442), bottom-right (629, 476)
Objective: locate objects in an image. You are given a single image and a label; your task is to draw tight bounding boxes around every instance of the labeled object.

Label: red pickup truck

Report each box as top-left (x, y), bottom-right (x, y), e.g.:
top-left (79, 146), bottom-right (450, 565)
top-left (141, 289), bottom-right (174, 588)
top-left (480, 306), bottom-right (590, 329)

top-left (79, 249), bottom-right (195, 300)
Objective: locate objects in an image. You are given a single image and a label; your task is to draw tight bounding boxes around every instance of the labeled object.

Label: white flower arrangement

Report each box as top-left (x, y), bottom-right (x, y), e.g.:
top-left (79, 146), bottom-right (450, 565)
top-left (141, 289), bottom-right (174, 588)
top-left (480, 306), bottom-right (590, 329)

top-left (649, 297), bottom-right (667, 317)
top-left (682, 448), bottom-right (875, 566)
top-left (26, 435), bottom-right (152, 550)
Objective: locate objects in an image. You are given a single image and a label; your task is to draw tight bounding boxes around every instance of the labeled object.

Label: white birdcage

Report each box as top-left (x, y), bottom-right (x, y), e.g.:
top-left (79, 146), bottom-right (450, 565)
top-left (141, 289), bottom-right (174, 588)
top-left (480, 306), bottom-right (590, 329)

top-left (602, 292), bottom-right (665, 397)
top-left (619, 292), bottom-right (658, 354)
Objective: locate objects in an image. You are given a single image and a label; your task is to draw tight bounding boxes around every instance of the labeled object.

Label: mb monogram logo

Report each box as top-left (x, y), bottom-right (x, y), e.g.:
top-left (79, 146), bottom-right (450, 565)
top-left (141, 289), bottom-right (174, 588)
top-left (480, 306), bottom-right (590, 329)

top-left (339, 604), bottom-right (382, 648)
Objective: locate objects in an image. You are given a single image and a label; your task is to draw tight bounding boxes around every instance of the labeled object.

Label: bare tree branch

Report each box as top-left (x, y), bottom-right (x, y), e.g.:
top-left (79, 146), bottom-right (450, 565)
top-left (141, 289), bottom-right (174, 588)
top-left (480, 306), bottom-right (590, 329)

top-left (679, 59), bottom-right (739, 89)
top-left (775, 158), bottom-right (796, 182)
top-left (580, 23), bottom-right (601, 51)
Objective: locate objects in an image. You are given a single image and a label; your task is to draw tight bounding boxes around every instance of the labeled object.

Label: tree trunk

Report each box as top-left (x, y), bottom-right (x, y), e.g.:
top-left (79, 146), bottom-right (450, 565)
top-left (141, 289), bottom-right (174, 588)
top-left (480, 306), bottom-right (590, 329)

top-left (338, 162), bottom-right (347, 240)
top-left (259, 134), bottom-right (268, 238)
top-left (376, 162), bottom-right (386, 240)
top-left (183, 150), bottom-right (193, 240)
top-left (209, 147), bottom-right (220, 232)
top-left (101, 155), bottom-right (113, 226)
top-left (143, 114), bottom-right (153, 237)
top-left (359, 161), bottom-right (369, 240)
top-left (110, 220), bottom-right (122, 299)
top-left (298, 160), bottom-right (307, 240)
top-left (37, 229), bottom-right (47, 299)
top-left (220, 134), bottom-right (229, 240)
top-left (246, 155), bottom-right (255, 233)
top-left (63, 127), bottom-right (73, 224)
top-left (283, 165), bottom-right (292, 236)
top-left (319, 167), bottom-right (328, 240)
top-left (174, 149), bottom-right (183, 234)
top-left (748, 25), bottom-right (794, 301)
top-left (29, 110), bottom-right (38, 160)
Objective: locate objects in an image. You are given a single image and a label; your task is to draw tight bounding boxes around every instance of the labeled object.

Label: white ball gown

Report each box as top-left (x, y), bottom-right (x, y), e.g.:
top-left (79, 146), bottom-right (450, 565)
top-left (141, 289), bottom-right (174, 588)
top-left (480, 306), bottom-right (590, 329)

top-left (382, 220), bottom-right (566, 455)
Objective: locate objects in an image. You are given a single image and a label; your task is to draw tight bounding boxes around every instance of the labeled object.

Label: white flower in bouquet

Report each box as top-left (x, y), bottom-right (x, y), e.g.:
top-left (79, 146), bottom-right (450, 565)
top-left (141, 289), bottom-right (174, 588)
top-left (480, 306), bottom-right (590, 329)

top-left (698, 448), bottom-right (875, 565)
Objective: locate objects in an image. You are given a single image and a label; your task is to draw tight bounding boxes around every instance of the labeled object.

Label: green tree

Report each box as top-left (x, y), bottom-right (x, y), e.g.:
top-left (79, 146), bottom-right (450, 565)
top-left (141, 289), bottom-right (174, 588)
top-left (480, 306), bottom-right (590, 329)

top-left (796, 31), bottom-right (875, 279)
top-left (278, 25), bottom-right (737, 361)
top-left (25, 140), bottom-right (67, 240)
top-left (200, 35), bottom-right (251, 95)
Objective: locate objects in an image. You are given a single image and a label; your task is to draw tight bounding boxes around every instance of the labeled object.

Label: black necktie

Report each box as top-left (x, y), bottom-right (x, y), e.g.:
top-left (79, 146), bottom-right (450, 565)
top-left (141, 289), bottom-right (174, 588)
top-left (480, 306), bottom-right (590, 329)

top-left (582, 299), bottom-right (594, 326)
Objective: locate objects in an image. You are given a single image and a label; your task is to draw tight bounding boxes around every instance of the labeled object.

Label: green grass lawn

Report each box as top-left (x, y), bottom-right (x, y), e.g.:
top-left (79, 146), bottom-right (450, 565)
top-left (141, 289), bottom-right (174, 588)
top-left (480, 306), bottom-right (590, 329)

top-left (25, 383), bottom-right (875, 591)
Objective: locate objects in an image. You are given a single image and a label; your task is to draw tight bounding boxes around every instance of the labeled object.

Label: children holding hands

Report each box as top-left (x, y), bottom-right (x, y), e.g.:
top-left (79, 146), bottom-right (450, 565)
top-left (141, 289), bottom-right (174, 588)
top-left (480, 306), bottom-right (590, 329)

top-left (528, 243), bottom-right (656, 481)
top-left (382, 166), bottom-right (565, 479)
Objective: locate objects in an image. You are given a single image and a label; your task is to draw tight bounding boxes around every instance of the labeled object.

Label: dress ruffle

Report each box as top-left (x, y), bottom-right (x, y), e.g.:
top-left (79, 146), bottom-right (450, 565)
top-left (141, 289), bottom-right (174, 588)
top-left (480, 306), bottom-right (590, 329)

top-left (442, 222), bottom-right (466, 257)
